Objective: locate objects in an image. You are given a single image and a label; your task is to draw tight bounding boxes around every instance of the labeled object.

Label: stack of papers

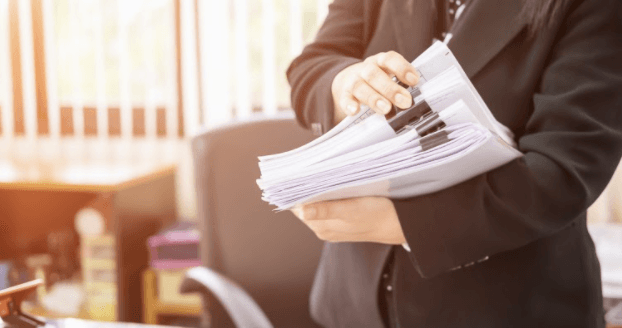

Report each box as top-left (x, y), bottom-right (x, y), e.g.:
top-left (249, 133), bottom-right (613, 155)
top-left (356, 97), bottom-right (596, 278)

top-left (257, 42), bottom-right (523, 211)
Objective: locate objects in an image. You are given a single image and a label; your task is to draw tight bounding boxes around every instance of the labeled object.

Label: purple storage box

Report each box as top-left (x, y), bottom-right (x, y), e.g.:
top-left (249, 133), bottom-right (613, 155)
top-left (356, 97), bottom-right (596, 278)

top-left (148, 222), bottom-right (201, 270)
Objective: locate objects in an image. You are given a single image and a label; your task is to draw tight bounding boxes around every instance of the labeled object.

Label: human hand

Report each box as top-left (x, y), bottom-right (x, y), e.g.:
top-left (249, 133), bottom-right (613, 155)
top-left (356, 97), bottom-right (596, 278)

top-left (331, 51), bottom-right (420, 122)
top-left (291, 197), bottom-right (407, 245)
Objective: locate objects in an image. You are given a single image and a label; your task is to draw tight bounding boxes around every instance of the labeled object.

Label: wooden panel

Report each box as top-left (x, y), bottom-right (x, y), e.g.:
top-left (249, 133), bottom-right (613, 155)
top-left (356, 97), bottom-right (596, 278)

top-left (60, 105), bottom-right (73, 135)
top-left (9, 0), bottom-right (24, 135)
top-left (174, 0), bottom-right (184, 137)
top-left (18, 0), bottom-right (37, 138)
top-left (84, 106), bottom-right (97, 136)
top-left (132, 107), bottom-right (145, 137)
top-left (108, 107), bottom-right (121, 136)
top-left (42, 0), bottom-right (59, 138)
top-left (1, 0), bottom-right (13, 138)
top-left (0, 189), bottom-right (96, 258)
top-left (94, 0), bottom-right (107, 138)
top-left (193, 0), bottom-right (203, 126)
top-left (156, 106), bottom-right (166, 137)
top-left (69, 0), bottom-right (83, 137)
top-left (31, 0), bottom-right (48, 135)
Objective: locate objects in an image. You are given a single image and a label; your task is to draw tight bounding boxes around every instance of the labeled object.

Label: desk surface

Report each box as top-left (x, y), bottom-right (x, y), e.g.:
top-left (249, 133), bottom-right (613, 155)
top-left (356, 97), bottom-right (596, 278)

top-left (0, 138), bottom-right (180, 192)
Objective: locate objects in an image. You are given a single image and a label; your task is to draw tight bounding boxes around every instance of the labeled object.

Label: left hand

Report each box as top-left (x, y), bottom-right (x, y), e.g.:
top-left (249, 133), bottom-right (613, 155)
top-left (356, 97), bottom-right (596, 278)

top-left (291, 197), bottom-right (407, 245)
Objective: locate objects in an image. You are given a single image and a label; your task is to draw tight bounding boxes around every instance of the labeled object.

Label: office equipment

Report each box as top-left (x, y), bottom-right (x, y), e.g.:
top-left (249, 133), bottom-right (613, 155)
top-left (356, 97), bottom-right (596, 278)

top-left (191, 115), bottom-right (323, 327)
top-left (80, 235), bottom-right (116, 321)
top-left (0, 139), bottom-right (178, 323)
top-left (0, 280), bottom-right (182, 328)
top-left (144, 223), bottom-right (201, 324)
top-left (257, 42), bottom-right (522, 210)
top-left (0, 280), bottom-right (46, 328)
top-left (147, 222), bottom-right (200, 270)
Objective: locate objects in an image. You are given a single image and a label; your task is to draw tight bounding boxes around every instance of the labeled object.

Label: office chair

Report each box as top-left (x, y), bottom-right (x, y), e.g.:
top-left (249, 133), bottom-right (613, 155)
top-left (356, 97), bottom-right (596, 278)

top-left (185, 113), bottom-right (323, 328)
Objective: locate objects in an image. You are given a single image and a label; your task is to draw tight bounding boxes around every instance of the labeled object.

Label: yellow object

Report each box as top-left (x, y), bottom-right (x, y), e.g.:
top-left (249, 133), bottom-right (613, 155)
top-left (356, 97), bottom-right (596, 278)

top-left (157, 270), bottom-right (201, 305)
top-left (34, 268), bottom-right (47, 301)
top-left (142, 269), bottom-right (202, 324)
top-left (84, 300), bottom-right (117, 322)
top-left (81, 234), bottom-right (117, 321)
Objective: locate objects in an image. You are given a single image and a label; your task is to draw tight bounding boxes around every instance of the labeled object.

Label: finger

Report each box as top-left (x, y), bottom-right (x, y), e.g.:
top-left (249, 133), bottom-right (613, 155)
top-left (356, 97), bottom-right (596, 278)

top-left (304, 219), bottom-right (362, 242)
top-left (339, 93), bottom-right (360, 116)
top-left (294, 203), bottom-right (318, 221)
top-left (376, 51), bottom-right (419, 86)
top-left (345, 76), bottom-right (392, 115)
top-left (360, 60), bottom-right (412, 109)
top-left (304, 198), bottom-right (362, 221)
top-left (321, 198), bottom-right (362, 220)
top-left (299, 202), bottom-right (327, 221)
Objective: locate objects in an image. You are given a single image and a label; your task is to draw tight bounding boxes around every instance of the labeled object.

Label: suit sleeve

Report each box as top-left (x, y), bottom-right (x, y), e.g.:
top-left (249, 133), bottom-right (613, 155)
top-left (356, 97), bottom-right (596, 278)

top-left (287, 0), bottom-right (381, 132)
top-left (393, 0), bottom-right (622, 278)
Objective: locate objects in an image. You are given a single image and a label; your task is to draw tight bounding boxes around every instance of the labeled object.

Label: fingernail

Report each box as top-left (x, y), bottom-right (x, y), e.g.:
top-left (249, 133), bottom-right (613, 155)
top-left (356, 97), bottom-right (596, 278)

top-left (376, 99), bottom-right (391, 114)
top-left (346, 104), bottom-right (358, 115)
top-left (303, 206), bottom-right (317, 220)
top-left (394, 94), bottom-right (411, 108)
top-left (406, 72), bottom-right (418, 85)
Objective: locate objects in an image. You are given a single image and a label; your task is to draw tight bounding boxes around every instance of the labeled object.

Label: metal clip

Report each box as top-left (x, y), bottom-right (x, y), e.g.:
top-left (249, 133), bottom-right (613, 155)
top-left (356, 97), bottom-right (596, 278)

top-left (414, 112), bottom-right (447, 137)
top-left (388, 100), bottom-right (432, 132)
top-left (419, 129), bottom-right (450, 151)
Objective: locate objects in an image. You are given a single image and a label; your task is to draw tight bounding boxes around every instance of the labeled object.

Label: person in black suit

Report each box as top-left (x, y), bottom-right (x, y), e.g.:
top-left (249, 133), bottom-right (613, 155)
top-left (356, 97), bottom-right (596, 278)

top-left (287, 0), bottom-right (622, 327)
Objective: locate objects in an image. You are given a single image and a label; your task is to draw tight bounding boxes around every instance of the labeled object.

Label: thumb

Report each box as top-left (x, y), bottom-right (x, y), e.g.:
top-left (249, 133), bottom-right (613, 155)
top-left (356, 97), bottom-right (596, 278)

top-left (292, 203), bottom-right (325, 221)
top-left (292, 204), bottom-right (318, 221)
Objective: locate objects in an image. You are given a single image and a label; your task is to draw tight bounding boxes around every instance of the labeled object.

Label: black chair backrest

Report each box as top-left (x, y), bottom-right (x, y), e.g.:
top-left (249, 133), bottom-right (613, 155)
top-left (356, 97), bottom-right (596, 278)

top-left (192, 114), bottom-right (323, 328)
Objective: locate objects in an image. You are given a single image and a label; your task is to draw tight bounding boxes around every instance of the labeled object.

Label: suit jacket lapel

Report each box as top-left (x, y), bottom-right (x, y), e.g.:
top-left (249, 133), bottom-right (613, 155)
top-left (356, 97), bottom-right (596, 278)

top-left (448, 0), bottom-right (528, 78)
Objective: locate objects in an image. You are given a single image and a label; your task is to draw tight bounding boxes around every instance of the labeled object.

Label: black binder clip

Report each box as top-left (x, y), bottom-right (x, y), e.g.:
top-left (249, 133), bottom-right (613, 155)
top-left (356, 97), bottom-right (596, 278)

top-left (419, 129), bottom-right (450, 151)
top-left (387, 76), bottom-right (433, 132)
top-left (388, 100), bottom-right (434, 133)
top-left (0, 280), bottom-right (47, 328)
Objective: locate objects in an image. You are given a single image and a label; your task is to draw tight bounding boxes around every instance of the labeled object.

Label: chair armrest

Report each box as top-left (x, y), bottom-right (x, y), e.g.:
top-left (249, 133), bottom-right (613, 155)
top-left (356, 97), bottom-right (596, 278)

top-left (180, 267), bottom-right (273, 328)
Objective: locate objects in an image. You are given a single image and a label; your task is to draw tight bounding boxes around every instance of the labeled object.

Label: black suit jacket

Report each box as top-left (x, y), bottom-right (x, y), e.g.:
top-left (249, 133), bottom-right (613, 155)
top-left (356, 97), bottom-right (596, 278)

top-left (287, 0), bottom-right (622, 327)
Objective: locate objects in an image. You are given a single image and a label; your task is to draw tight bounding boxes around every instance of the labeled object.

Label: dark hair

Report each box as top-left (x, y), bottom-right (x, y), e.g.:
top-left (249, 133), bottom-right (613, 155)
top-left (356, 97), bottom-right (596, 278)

top-left (522, 0), bottom-right (569, 34)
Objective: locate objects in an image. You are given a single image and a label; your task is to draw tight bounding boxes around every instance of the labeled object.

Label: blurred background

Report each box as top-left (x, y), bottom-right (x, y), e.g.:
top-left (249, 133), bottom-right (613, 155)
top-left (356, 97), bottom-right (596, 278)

top-left (0, 0), bottom-right (329, 220)
top-left (0, 0), bottom-right (621, 327)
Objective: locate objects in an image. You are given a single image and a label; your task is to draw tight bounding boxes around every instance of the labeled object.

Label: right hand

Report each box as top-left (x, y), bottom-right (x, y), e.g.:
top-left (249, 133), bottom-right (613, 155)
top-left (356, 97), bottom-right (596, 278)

top-left (331, 51), bottom-right (420, 122)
